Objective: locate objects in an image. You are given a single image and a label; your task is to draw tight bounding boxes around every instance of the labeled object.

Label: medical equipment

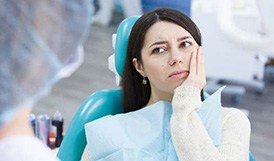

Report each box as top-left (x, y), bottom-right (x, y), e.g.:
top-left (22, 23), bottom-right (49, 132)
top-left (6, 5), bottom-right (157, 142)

top-left (217, 0), bottom-right (274, 88)
top-left (217, 0), bottom-right (274, 54)
top-left (192, 0), bottom-right (269, 104)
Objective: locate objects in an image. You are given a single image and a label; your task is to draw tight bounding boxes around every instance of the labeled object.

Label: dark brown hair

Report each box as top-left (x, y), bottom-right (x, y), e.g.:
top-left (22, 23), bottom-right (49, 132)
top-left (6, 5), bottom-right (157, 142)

top-left (122, 8), bottom-right (204, 113)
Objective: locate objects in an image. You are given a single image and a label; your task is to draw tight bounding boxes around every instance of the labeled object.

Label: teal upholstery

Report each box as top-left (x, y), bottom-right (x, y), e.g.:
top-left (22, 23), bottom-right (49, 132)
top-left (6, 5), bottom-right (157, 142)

top-left (114, 16), bottom-right (139, 77)
top-left (57, 16), bottom-right (255, 161)
top-left (249, 151), bottom-right (256, 161)
top-left (57, 89), bottom-right (123, 161)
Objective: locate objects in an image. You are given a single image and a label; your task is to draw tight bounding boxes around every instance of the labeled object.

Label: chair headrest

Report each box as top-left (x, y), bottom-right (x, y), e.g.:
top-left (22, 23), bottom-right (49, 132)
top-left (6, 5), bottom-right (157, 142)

top-left (114, 16), bottom-right (140, 77)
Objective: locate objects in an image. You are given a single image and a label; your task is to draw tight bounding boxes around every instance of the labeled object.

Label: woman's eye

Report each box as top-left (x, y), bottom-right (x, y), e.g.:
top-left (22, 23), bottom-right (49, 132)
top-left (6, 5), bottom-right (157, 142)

top-left (182, 41), bottom-right (191, 48)
top-left (152, 47), bottom-right (166, 54)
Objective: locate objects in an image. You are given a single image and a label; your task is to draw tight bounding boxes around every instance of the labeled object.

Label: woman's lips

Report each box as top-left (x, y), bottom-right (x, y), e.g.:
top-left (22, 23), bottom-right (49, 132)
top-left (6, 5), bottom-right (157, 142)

top-left (169, 70), bottom-right (189, 79)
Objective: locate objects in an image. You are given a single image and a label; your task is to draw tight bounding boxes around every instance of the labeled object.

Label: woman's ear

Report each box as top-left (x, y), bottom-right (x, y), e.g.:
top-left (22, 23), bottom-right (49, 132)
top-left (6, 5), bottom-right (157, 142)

top-left (132, 58), bottom-right (146, 77)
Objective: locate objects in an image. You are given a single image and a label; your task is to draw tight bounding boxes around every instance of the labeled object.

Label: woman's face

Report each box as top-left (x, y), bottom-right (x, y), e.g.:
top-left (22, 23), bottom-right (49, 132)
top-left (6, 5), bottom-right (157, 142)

top-left (133, 21), bottom-right (199, 104)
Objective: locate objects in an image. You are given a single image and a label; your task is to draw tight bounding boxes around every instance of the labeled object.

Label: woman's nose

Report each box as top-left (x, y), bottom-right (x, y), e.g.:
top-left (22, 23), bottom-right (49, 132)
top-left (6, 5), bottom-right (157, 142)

top-left (168, 48), bottom-right (183, 66)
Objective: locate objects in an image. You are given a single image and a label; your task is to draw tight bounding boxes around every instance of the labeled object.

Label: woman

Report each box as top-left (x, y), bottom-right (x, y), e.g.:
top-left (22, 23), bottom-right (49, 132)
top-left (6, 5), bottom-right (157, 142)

top-left (123, 7), bottom-right (251, 160)
top-left (86, 8), bottom-right (251, 161)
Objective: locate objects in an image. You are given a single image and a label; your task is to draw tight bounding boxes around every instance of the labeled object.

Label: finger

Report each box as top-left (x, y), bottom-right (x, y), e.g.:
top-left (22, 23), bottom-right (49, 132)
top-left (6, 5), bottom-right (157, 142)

top-left (201, 47), bottom-right (206, 76)
top-left (197, 47), bottom-right (205, 74)
top-left (189, 51), bottom-right (197, 76)
top-left (198, 47), bottom-right (206, 85)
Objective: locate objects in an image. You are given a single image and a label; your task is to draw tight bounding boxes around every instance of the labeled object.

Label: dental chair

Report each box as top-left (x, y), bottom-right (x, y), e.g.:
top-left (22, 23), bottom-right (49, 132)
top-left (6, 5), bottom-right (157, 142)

top-left (57, 16), bottom-right (255, 161)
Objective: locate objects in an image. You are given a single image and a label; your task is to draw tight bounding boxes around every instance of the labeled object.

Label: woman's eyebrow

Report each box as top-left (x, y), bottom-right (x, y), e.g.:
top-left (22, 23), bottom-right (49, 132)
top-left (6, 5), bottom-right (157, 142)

top-left (149, 41), bottom-right (167, 48)
top-left (177, 36), bottom-right (192, 41)
top-left (148, 36), bottom-right (192, 48)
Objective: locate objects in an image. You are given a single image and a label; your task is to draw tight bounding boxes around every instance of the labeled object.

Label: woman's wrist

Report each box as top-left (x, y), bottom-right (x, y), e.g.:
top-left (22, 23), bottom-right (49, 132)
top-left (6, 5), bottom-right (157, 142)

top-left (172, 85), bottom-right (202, 112)
top-left (174, 85), bottom-right (200, 95)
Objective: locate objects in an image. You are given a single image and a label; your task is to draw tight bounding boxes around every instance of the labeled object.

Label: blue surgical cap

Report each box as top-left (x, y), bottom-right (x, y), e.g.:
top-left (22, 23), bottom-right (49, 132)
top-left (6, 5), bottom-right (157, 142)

top-left (0, 0), bottom-right (92, 128)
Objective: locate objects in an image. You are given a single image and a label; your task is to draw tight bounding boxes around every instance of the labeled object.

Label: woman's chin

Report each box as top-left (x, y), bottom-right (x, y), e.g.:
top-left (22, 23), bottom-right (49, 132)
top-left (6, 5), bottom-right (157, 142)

top-left (176, 79), bottom-right (186, 86)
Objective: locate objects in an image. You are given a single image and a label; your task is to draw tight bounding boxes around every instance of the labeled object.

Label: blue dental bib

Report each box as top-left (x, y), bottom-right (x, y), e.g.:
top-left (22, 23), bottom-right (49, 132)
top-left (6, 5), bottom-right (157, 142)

top-left (85, 87), bottom-right (225, 161)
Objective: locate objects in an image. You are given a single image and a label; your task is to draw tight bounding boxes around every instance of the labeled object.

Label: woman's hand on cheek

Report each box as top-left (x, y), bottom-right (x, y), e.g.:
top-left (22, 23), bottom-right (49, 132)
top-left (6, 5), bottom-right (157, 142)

top-left (180, 47), bottom-right (206, 90)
